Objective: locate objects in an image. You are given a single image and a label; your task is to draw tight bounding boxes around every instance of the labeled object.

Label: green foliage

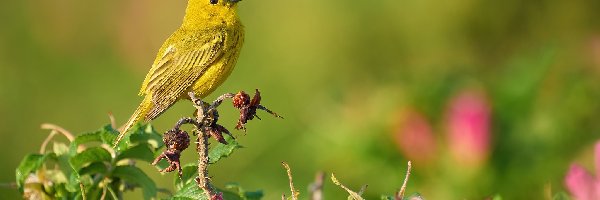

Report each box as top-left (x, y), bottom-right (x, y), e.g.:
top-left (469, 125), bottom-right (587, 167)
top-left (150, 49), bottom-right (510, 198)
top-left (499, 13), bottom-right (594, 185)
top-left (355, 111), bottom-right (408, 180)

top-left (16, 123), bottom-right (261, 199)
top-left (16, 124), bottom-right (163, 199)
top-left (552, 192), bottom-right (571, 200)
top-left (208, 134), bottom-right (242, 164)
top-left (172, 164), bottom-right (263, 200)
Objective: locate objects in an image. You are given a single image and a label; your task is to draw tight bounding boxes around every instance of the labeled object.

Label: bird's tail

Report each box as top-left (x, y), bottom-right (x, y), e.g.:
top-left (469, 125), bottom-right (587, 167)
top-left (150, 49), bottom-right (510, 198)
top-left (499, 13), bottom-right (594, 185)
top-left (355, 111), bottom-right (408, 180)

top-left (114, 97), bottom-right (152, 147)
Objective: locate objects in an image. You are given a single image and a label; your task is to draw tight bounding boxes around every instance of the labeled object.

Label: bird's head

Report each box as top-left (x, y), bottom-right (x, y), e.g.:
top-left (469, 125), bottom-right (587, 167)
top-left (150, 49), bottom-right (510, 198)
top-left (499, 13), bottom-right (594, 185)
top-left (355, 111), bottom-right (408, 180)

top-left (209, 0), bottom-right (242, 6)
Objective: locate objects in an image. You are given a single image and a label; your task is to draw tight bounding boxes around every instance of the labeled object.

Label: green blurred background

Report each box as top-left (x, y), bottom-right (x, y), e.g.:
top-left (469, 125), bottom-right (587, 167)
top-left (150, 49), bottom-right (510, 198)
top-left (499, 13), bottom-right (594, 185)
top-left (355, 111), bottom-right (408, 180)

top-left (2, 0), bottom-right (600, 199)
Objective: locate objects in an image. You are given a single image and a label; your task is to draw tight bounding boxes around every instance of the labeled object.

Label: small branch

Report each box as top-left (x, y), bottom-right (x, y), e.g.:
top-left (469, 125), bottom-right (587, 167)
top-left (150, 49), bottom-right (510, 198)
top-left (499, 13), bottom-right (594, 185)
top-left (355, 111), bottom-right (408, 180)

top-left (188, 92), bottom-right (216, 198)
top-left (100, 187), bottom-right (107, 200)
top-left (358, 185), bottom-right (368, 196)
top-left (209, 93), bottom-right (236, 109)
top-left (282, 162), bottom-right (299, 200)
top-left (257, 105), bottom-right (284, 119)
top-left (80, 182), bottom-right (87, 200)
top-left (396, 161), bottom-right (412, 200)
top-left (309, 171), bottom-right (325, 200)
top-left (0, 182), bottom-right (17, 189)
top-left (41, 123), bottom-right (74, 141)
top-left (196, 132), bottom-right (214, 198)
top-left (39, 130), bottom-right (58, 154)
top-left (174, 117), bottom-right (201, 130)
top-left (330, 173), bottom-right (365, 200)
top-left (108, 112), bottom-right (117, 130)
top-left (152, 91), bottom-right (281, 199)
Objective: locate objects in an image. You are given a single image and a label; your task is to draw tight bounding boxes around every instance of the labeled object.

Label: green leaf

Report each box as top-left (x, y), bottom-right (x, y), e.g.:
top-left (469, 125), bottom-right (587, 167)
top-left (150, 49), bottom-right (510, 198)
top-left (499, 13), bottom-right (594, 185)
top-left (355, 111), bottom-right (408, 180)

top-left (225, 183), bottom-right (263, 200)
top-left (172, 182), bottom-right (209, 200)
top-left (78, 162), bottom-right (107, 175)
top-left (112, 165), bottom-right (157, 200)
top-left (208, 134), bottom-right (242, 164)
top-left (15, 154), bottom-right (48, 192)
top-left (175, 164), bottom-right (199, 191)
top-left (172, 181), bottom-right (243, 200)
top-left (53, 142), bottom-right (70, 156)
top-left (553, 192), bottom-right (571, 200)
top-left (129, 124), bottom-right (164, 149)
top-left (117, 144), bottom-right (155, 163)
top-left (65, 172), bottom-right (80, 192)
top-left (44, 169), bottom-right (69, 184)
top-left (69, 147), bottom-right (112, 170)
top-left (69, 125), bottom-right (118, 154)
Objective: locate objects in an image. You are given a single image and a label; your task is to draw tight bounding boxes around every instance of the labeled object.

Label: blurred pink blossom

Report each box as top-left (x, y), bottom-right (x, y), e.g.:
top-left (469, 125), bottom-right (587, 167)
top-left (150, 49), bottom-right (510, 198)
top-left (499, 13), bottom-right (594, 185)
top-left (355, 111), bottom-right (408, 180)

top-left (393, 110), bottom-right (437, 165)
top-left (446, 90), bottom-right (491, 167)
top-left (564, 142), bottom-right (600, 200)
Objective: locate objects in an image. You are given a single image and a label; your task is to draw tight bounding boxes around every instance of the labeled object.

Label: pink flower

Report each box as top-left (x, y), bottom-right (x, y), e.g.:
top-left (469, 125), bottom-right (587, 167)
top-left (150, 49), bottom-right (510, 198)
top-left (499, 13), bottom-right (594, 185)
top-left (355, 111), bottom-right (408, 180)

top-left (393, 110), bottom-right (437, 165)
top-left (445, 89), bottom-right (491, 167)
top-left (565, 142), bottom-right (600, 200)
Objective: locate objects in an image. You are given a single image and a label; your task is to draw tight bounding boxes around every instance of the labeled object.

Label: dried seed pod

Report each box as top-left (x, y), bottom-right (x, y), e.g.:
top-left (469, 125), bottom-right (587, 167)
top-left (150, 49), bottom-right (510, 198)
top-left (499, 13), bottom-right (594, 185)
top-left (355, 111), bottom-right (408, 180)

top-left (163, 129), bottom-right (190, 151)
top-left (233, 91), bottom-right (250, 109)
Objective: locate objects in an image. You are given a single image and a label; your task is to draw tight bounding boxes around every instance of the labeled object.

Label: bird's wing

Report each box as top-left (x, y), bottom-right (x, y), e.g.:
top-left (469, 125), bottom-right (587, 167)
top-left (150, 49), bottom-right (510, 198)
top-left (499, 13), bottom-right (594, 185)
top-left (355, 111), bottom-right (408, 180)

top-left (141, 30), bottom-right (226, 120)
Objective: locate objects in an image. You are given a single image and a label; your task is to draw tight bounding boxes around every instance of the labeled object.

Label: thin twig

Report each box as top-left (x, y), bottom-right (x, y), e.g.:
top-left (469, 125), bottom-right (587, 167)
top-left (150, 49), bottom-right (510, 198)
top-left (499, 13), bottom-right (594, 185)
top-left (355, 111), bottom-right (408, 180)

top-left (189, 92), bottom-right (215, 198)
top-left (39, 130), bottom-right (58, 154)
top-left (100, 187), bottom-right (107, 200)
top-left (209, 93), bottom-right (236, 109)
top-left (309, 171), bottom-right (325, 200)
top-left (282, 162), bottom-right (299, 200)
top-left (80, 183), bottom-right (86, 200)
top-left (0, 182), bottom-right (17, 189)
top-left (358, 185), bottom-right (368, 196)
top-left (108, 112), bottom-right (117, 130)
top-left (330, 173), bottom-right (364, 200)
top-left (396, 161), bottom-right (412, 200)
top-left (196, 133), bottom-right (213, 198)
top-left (41, 123), bottom-right (74, 141)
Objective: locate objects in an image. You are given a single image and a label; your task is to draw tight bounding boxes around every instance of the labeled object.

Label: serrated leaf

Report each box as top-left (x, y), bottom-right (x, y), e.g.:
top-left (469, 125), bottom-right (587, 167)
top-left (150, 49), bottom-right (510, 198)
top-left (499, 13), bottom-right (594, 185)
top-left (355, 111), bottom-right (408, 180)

top-left (225, 183), bottom-right (263, 200)
top-left (65, 172), bottom-right (80, 192)
top-left (117, 144), bottom-right (155, 163)
top-left (175, 164), bottom-right (199, 191)
top-left (112, 165), bottom-right (157, 200)
top-left (130, 133), bottom-right (163, 149)
top-left (78, 162), bottom-right (107, 175)
top-left (69, 147), bottom-right (112, 170)
top-left (208, 134), bottom-right (242, 164)
top-left (69, 125), bottom-right (118, 154)
top-left (15, 154), bottom-right (48, 192)
top-left (129, 124), bottom-right (163, 147)
top-left (172, 181), bottom-right (243, 200)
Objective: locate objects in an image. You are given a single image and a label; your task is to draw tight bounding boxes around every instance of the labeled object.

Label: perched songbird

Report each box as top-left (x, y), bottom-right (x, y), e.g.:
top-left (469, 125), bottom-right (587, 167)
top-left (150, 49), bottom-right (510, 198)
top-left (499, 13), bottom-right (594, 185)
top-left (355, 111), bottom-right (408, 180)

top-left (115, 0), bottom-right (245, 146)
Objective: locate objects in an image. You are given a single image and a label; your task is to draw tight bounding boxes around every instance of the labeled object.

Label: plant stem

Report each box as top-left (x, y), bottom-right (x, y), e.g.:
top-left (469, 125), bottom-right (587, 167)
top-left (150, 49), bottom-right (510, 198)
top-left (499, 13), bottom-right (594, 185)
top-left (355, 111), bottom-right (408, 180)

top-left (188, 92), bottom-right (215, 198)
top-left (196, 130), bottom-right (213, 197)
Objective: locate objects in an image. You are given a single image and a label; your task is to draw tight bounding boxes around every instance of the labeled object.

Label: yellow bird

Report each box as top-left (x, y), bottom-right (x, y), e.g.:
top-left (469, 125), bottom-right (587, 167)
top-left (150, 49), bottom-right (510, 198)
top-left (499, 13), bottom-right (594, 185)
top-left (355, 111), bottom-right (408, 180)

top-left (115, 0), bottom-right (245, 146)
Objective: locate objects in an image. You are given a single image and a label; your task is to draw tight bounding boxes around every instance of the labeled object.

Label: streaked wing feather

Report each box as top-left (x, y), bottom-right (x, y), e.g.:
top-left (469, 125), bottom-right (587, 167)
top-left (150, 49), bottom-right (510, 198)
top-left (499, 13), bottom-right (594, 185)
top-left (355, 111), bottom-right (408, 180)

top-left (144, 33), bottom-right (225, 120)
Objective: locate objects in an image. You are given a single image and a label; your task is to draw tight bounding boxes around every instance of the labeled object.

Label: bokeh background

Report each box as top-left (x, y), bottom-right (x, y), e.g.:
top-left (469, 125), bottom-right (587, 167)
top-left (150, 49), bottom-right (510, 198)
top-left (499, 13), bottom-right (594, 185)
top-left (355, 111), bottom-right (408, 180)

top-left (2, 0), bottom-right (600, 199)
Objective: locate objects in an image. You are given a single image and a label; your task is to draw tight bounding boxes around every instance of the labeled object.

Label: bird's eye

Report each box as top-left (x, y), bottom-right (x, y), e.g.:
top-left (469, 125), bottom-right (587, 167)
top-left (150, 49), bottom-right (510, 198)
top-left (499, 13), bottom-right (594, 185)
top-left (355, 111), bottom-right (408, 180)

top-left (210, 0), bottom-right (218, 4)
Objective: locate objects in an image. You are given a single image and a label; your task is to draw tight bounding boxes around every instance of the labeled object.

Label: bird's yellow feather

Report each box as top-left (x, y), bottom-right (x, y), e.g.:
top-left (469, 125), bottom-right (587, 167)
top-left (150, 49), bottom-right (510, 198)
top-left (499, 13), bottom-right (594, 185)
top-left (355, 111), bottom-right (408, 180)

top-left (115, 0), bottom-right (244, 146)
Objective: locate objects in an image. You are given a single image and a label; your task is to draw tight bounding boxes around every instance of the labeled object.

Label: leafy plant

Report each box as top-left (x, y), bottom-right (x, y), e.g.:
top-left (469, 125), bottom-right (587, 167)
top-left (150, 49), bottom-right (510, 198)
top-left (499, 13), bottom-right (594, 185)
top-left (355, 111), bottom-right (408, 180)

top-left (16, 90), bottom-right (274, 200)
